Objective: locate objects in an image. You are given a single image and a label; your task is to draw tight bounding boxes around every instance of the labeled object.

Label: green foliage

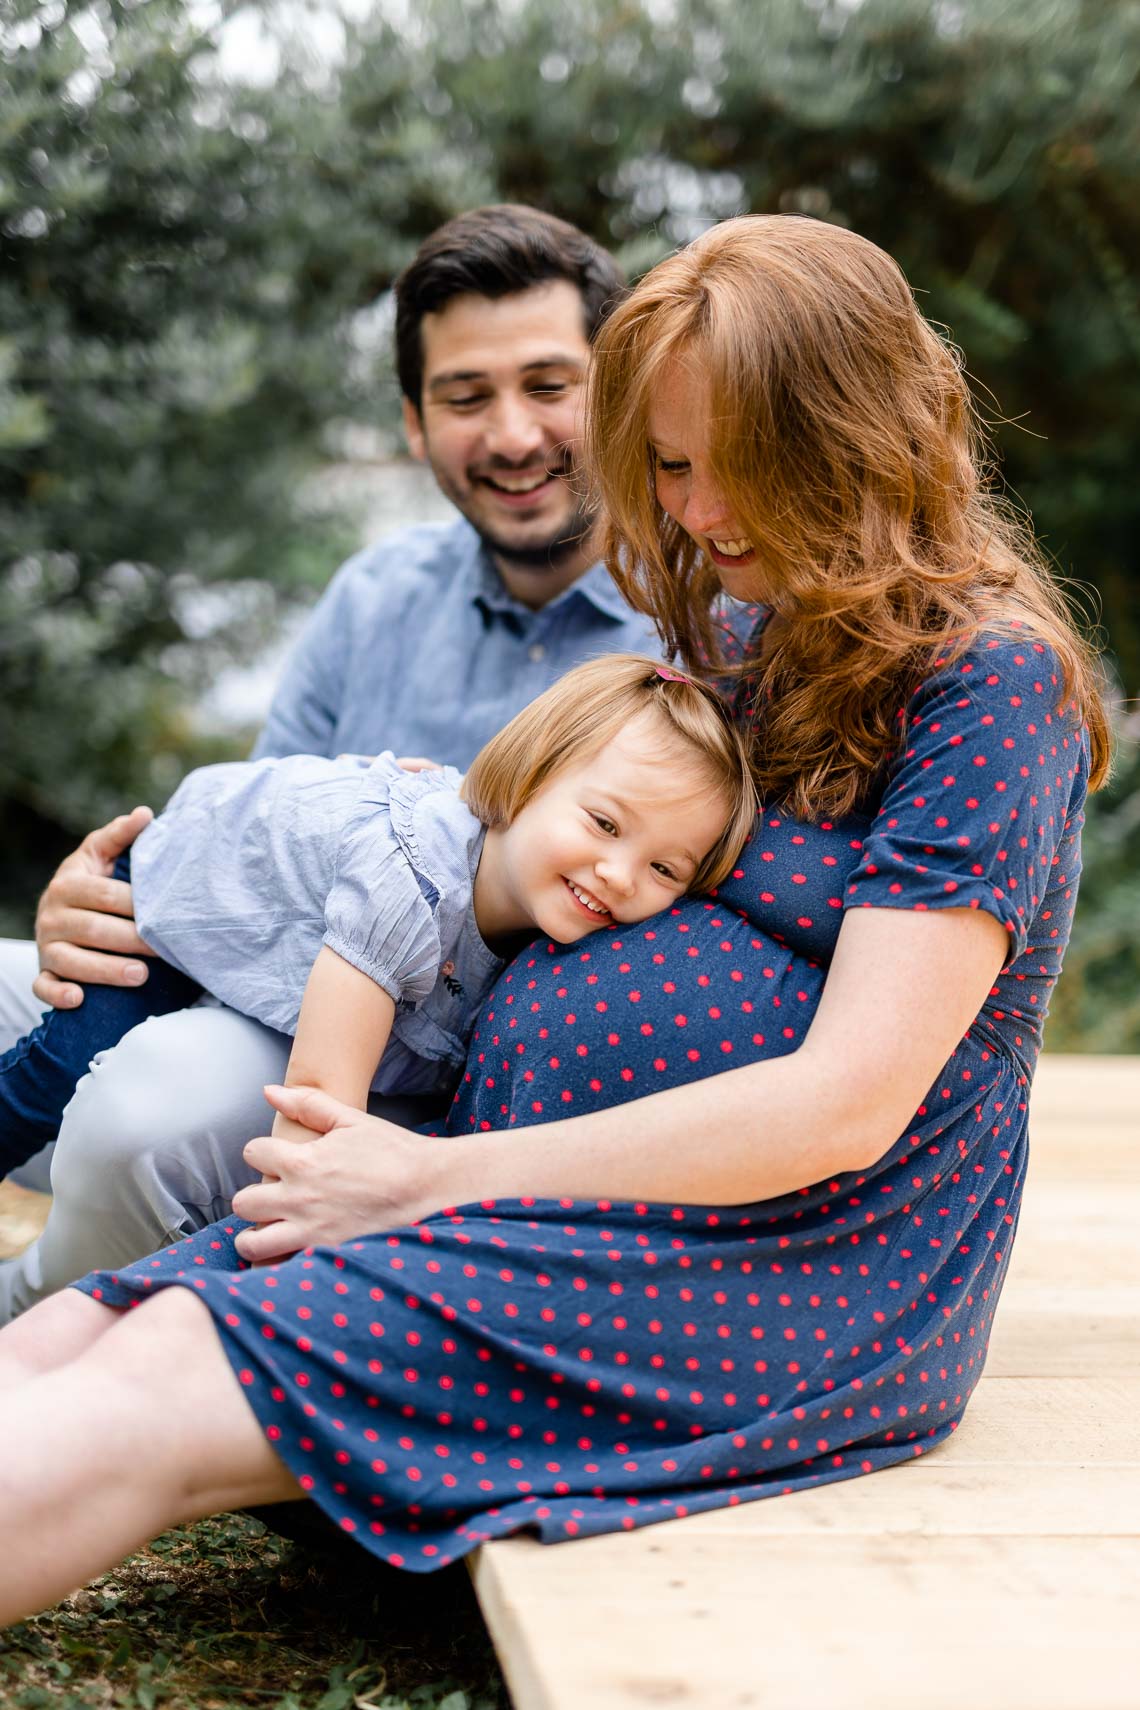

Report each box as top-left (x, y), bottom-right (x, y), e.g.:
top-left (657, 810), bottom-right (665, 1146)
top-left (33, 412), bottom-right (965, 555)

top-left (1044, 721), bottom-right (1140, 1052)
top-left (2, 0), bottom-right (1137, 1043)
top-left (0, 0), bottom-right (362, 880)
top-left (0, 1513), bottom-right (506, 1707)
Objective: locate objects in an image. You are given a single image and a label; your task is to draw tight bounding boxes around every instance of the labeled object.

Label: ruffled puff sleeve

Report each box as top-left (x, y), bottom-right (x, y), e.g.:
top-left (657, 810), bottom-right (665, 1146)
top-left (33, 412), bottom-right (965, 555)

top-left (322, 756), bottom-right (442, 1008)
top-left (843, 634), bottom-right (1090, 966)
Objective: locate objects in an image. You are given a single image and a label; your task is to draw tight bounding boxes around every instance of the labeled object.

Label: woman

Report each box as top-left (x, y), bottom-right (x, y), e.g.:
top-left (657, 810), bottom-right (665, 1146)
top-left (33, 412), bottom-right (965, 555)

top-left (0, 215), bottom-right (1109, 1616)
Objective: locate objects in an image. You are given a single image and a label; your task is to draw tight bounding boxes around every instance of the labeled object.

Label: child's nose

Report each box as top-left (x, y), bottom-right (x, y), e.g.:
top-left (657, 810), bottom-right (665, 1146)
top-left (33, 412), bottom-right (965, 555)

top-left (596, 855), bottom-right (637, 898)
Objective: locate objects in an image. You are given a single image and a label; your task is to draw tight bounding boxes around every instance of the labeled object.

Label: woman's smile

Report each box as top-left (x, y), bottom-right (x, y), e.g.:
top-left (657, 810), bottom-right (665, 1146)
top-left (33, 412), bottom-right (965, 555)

top-left (706, 536), bottom-right (758, 570)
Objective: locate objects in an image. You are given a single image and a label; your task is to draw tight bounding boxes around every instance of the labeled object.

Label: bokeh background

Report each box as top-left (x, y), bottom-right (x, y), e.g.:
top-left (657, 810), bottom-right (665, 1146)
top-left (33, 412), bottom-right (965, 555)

top-left (2, 0), bottom-right (1137, 1049)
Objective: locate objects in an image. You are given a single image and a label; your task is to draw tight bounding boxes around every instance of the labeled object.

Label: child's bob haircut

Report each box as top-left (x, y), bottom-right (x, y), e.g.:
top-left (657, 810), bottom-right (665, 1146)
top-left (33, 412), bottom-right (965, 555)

top-left (461, 653), bottom-right (757, 892)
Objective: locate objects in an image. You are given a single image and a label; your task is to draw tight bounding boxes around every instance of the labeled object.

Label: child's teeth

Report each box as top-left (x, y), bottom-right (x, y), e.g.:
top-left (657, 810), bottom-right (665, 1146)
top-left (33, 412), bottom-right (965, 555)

top-left (711, 538), bottom-right (753, 557)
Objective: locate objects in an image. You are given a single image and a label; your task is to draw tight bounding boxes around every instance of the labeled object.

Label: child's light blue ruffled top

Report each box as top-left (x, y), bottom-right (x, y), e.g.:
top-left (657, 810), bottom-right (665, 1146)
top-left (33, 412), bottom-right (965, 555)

top-left (130, 753), bottom-right (503, 1096)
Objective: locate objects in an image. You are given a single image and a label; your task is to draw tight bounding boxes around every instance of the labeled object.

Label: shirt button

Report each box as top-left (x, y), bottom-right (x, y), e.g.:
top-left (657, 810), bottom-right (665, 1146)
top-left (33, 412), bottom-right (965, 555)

top-left (528, 643), bottom-right (546, 662)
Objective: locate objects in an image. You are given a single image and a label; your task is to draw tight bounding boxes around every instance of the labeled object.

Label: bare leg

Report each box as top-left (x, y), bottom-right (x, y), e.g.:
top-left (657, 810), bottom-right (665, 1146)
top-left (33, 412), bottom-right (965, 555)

top-left (0, 1287), bottom-right (120, 1391)
top-left (0, 1286), bottom-right (301, 1625)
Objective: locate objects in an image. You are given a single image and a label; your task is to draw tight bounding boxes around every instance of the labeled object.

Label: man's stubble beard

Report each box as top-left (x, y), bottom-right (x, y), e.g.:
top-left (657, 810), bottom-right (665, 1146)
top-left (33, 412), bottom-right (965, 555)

top-left (475, 497), bottom-right (597, 573)
top-left (432, 453), bottom-right (597, 574)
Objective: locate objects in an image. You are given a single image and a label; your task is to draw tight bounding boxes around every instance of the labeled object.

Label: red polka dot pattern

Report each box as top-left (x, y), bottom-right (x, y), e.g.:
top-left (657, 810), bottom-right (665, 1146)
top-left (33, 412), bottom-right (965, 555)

top-left (75, 630), bottom-right (1090, 1574)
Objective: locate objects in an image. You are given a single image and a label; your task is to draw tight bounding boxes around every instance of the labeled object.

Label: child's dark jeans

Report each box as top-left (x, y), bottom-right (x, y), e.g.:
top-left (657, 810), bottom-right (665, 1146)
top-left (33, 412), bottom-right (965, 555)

top-left (0, 853), bottom-right (201, 1176)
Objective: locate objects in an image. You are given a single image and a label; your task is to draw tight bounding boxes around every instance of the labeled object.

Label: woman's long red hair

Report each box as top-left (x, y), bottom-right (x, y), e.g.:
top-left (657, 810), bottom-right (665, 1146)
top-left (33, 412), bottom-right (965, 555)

top-left (586, 215), bottom-right (1111, 818)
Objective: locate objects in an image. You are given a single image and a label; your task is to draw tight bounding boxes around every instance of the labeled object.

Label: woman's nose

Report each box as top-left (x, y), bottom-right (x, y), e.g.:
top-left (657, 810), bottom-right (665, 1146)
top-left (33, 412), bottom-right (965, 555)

top-left (681, 472), bottom-right (732, 537)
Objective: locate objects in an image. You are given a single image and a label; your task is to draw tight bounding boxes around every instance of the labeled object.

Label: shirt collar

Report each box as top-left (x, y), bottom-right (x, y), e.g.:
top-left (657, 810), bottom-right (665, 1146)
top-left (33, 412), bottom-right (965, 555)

top-left (469, 543), bottom-right (633, 625)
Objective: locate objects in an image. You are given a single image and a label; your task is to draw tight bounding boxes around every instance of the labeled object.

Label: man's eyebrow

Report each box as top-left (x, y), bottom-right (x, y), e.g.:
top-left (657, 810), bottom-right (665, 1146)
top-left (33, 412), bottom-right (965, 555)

top-left (426, 369), bottom-right (488, 392)
top-left (426, 354), bottom-right (585, 393)
top-left (519, 355), bottom-right (586, 374)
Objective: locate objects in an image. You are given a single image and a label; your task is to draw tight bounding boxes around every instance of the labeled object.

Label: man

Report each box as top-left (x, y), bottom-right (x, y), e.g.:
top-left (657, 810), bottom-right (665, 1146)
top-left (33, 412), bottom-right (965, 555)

top-left (0, 204), bottom-right (661, 1319)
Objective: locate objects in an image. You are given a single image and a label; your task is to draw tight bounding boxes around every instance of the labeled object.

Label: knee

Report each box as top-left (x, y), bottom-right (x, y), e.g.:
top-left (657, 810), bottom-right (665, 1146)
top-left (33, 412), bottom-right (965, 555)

top-left (0, 1287), bottom-right (120, 1381)
top-left (95, 1287), bottom-right (213, 1388)
top-left (89, 1288), bottom-right (242, 1487)
top-left (52, 1017), bottom-right (190, 1186)
top-left (50, 1004), bottom-right (286, 1213)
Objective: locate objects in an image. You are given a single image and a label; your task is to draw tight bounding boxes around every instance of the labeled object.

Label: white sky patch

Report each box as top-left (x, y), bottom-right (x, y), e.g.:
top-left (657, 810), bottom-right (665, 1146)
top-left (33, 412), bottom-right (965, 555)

top-left (185, 0), bottom-right (371, 86)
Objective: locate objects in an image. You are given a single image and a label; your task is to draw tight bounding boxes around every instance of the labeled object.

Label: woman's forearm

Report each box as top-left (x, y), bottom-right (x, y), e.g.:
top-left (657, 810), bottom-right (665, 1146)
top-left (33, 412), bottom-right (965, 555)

top-left (442, 905), bottom-right (1009, 1212)
top-left (443, 1046), bottom-right (871, 1209)
top-left (242, 908), bottom-right (1006, 1253)
top-left (238, 1062), bottom-right (859, 1261)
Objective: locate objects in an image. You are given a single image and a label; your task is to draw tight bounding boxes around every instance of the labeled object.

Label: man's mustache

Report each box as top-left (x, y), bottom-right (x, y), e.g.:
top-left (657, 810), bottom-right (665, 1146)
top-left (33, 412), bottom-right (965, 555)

top-left (471, 452), bottom-right (575, 481)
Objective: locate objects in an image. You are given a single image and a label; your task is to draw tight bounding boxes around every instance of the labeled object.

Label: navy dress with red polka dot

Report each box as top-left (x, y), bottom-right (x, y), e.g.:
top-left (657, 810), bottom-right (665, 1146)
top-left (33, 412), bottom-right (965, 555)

top-left (75, 625), bottom-right (1089, 1570)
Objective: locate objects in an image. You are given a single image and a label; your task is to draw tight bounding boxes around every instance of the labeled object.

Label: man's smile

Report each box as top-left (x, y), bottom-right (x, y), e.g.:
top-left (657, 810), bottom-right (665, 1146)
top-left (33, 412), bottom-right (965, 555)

top-left (481, 470), bottom-right (550, 493)
top-left (472, 459), bottom-right (570, 507)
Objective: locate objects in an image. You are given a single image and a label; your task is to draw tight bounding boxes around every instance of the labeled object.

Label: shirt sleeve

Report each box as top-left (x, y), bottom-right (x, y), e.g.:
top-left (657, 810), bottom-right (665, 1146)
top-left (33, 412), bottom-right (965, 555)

top-left (843, 635), bottom-right (1088, 964)
top-left (322, 761), bottom-right (442, 1006)
top-left (251, 548), bottom-right (374, 761)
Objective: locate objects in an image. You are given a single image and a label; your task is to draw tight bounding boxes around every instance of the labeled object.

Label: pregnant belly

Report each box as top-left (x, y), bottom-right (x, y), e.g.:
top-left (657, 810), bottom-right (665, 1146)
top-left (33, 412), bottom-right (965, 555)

top-left (447, 896), bottom-right (827, 1135)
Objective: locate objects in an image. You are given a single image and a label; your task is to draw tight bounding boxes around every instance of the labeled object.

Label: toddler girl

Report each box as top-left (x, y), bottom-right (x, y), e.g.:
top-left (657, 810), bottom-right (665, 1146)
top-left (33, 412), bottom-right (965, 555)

top-left (0, 654), bottom-right (755, 1170)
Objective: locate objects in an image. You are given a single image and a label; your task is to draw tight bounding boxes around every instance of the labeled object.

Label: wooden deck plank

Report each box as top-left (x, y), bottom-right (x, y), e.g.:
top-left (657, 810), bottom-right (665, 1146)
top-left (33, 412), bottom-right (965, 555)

top-left (1029, 1054), bottom-right (1140, 1122)
top-left (646, 1462), bottom-right (1140, 1537)
top-left (0, 1179), bottom-right (50, 1261)
top-left (984, 1288), bottom-right (1140, 1376)
top-left (473, 1535), bottom-right (1140, 1710)
top-left (2, 1058), bottom-right (1136, 1707)
top-left (473, 1053), bottom-right (1140, 1710)
top-left (1000, 1183), bottom-right (1140, 1284)
top-left (932, 1374), bottom-right (1140, 1458)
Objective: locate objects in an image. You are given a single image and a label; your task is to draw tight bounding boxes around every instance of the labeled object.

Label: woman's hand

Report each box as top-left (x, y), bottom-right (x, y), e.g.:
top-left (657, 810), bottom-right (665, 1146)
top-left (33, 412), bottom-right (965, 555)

top-left (231, 1085), bottom-right (459, 1263)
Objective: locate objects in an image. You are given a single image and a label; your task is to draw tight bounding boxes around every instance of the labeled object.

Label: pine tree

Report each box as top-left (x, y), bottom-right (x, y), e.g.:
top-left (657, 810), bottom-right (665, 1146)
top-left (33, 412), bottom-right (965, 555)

top-left (0, 0), bottom-right (365, 912)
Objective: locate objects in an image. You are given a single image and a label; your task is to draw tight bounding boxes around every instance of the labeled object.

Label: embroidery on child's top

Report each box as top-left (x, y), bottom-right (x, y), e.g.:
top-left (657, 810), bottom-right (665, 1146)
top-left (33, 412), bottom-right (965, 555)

top-left (440, 961), bottom-right (464, 999)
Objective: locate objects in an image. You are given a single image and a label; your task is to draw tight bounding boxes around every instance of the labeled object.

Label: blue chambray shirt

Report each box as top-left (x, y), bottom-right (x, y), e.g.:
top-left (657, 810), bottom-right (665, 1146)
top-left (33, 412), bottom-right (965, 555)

top-left (132, 753), bottom-right (504, 1097)
top-left (252, 518), bottom-right (665, 768)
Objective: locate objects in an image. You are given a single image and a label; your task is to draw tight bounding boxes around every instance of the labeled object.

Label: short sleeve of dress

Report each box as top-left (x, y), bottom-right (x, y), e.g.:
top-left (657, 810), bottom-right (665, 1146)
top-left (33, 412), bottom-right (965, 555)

top-left (323, 757), bottom-right (441, 1006)
top-left (843, 634), bottom-right (1088, 965)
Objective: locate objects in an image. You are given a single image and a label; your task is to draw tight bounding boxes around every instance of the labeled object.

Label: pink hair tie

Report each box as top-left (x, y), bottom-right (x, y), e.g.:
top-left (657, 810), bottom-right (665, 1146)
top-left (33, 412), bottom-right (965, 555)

top-left (655, 664), bottom-right (686, 682)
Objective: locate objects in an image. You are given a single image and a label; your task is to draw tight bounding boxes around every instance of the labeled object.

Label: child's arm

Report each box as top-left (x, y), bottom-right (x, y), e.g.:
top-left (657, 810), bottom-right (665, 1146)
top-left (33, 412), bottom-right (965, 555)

top-left (272, 945), bottom-right (396, 1145)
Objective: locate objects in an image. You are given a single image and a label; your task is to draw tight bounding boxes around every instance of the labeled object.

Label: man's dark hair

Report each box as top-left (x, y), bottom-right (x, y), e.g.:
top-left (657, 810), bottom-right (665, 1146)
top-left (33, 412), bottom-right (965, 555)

top-left (394, 204), bottom-right (626, 405)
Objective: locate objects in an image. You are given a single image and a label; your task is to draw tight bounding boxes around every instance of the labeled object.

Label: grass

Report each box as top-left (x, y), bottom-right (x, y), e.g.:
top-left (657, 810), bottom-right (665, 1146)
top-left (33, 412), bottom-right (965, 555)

top-left (0, 1189), bottom-right (508, 1710)
top-left (0, 1513), bottom-right (508, 1710)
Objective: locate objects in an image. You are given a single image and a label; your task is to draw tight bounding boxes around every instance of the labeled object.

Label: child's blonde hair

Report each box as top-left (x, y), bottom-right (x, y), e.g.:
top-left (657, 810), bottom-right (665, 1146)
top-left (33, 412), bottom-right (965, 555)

top-left (461, 653), bottom-right (757, 891)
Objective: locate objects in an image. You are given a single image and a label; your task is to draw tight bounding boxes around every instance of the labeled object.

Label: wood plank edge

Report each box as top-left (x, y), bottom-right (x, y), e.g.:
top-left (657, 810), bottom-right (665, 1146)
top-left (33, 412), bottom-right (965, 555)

top-left (469, 1546), bottom-right (553, 1710)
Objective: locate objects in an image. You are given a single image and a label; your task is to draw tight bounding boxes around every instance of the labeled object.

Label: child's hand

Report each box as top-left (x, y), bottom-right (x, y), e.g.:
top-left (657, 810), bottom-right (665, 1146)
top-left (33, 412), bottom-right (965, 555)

top-left (249, 1110), bottom-right (319, 1263)
top-left (394, 756), bottom-right (443, 772)
top-left (269, 1111), bottom-right (318, 1151)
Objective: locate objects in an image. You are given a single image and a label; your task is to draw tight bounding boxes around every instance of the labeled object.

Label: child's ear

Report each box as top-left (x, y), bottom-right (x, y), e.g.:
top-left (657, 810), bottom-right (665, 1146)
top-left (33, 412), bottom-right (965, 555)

top-left (402, 398), bottom-right (427, 462)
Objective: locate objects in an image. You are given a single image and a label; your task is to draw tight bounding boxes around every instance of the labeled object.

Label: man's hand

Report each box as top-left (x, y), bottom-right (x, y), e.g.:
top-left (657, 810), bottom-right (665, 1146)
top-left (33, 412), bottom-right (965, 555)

top-left (34, 806), bottom-right (155, 1010)
top-left (232, 1084), bottom-right (457, 1263)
